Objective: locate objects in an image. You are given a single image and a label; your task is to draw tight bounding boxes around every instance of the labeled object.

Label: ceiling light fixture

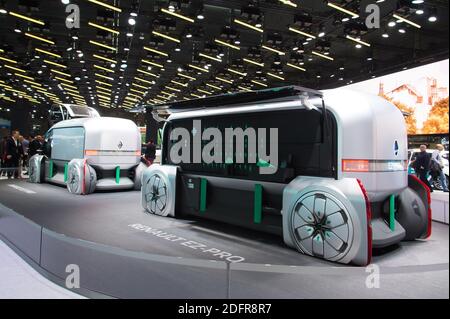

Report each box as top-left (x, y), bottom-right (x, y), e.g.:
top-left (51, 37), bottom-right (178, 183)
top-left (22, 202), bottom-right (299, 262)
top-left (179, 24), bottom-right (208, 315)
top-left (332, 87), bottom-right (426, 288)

top-left (234, 19), bottom-right (264, 33)
top-left (345, 35), bottom-right (371, 47)
top-left (161, 8), bottom-right (195, 23)
top-left (94, 65), bottom-right (115, 73)
top-left (25, 33), bottom-right (55, 44)
top-left (199, 53), bottom-right (222, 62)
top-left (88, 0), bottom-right (122, 13)
top-left (261, 45), bottom-right (286, 56)
top-left (288, 27), bottom-right (317, 39)
top-left (44, 60), bottom-right (67, 68)
top-left (132, 83), bottom-right (149, 90)
top-left (0, 56), bottom-right (18, 64)
top-left (137, 69), bottom-right (159, 77)
top-left (152, 31), bottom-right (181, 43)
top-left (166, 87), bottom-right (181, 93)
top-left (206, 83), bottom-right (221, 90)
top-left (14, 73), bottom-right (34, 81)
top-left (9, 11), bottom-right (45, 25)
top-left (88, 21), bottom-right (120, 34)
top-left (227, 68), bottom-right (247, 76)
top-left (188, 64), bottom-right (209, 73)
top-left (95, 79), bottom-right (112, 87)
top-left (134, 77), bottom-right (153, 85)
top-left (327, 2), bottom-right (359, 18)
top-left (93, 54), bottom-right (116, 64)
top-left (198, 89), bottom-right (212, 95)
top-left (216, 76), bottom-right (233, 84)
top-left (51, 69), bottom-right (71, 77)
top-left (267, 72), bottom-right (285, 80)
top-left (287, 63), bottom-right (306, 71)
top-left (143, 47), bottom-right (169, 57)
top-left (89, 40), bottom-right (117, 51)
top-left (4, 65), bottom-right (26, 73)
top-left (55, 76), bottom-right (74, 84)
top-left (142, 59), bottom-right (164, 68)
top-left (178, 73), bottom-right (197, 81)
top-left (243, 58), bottom-right (264, 67)
top-left (251, 80), bottom-right (268, 87)
top-left (171, 80), bottom-right (188, 87)
top-left (214, 39), bottom-right (240, 50)
top-left (392, 14), bottom-right (421, 29)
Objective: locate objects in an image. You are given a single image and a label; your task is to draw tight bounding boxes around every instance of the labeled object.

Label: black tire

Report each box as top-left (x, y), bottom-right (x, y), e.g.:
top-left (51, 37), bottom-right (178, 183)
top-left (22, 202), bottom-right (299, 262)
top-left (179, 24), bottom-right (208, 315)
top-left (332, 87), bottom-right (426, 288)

top-left (28, 155), bottom-right (46, 183)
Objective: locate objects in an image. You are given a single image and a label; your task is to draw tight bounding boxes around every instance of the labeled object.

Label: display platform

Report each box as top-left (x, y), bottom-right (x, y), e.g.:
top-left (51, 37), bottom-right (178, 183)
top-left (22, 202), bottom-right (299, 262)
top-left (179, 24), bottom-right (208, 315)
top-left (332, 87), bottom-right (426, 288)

top-left (0, 180), bottom-right (448, 299)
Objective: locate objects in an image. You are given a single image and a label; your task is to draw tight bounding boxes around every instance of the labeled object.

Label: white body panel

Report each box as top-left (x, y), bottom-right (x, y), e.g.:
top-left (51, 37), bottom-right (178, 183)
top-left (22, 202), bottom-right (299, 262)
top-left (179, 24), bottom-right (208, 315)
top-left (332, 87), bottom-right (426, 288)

top-left (51, 117), bottom-right (141, 170)
top-left (323, 90), bottom-right (408, 201)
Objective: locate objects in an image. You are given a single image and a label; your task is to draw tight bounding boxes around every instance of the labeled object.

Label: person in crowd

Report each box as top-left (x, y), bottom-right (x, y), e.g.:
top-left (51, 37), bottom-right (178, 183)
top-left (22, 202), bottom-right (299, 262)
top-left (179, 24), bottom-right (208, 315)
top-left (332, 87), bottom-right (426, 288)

top-left (4, 130), bottom-right (23, 179)
top-left (20, 135), bottom-right (30, 175)
top-left (410, 144), bottom-right (433, 192)
top-left (142, 139), bottom-right (157, 166)
top-left (431, 144), bottom-right (449, 192)
top-left (28, 134), bottom-right (43, 158)
top-left (0, 136), bottom-right (7, 177)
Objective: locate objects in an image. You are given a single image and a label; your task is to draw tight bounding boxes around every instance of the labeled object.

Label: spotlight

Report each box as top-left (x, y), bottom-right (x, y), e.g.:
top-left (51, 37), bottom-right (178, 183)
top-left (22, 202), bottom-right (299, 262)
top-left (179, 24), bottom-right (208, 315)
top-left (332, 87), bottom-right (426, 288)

top-left (428, 8), bottom-right (437, 22)
top-left (398, 28), bottom-right (406, 33)
top-left (416, 9), bottom-right (424, 15)
top-left (61, 0), bottom-right (70, 4)
top-left (388, 21), bottom-right (396, 27)
top-left (128, 17), bottom-right (136, 25)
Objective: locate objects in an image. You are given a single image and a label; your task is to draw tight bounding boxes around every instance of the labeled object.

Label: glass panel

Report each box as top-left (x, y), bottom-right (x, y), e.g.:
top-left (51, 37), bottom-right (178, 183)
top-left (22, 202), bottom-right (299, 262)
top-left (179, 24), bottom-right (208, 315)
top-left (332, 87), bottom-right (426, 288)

top-left (51, 127), bottom-right (85, 161)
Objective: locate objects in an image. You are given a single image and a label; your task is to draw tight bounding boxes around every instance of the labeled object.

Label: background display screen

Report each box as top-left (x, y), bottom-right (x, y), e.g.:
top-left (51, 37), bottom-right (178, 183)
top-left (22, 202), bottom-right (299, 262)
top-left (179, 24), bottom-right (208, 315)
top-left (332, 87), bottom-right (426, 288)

top-left (51, 127), bottom-right (85, 161)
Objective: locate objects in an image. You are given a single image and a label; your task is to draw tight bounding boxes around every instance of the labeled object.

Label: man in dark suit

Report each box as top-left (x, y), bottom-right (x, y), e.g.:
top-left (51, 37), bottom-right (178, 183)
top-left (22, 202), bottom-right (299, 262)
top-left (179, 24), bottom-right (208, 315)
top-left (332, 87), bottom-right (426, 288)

top-left (5, 130), bottom-right (23, 179)
top-left (411, 144), bottom-right (433, 192)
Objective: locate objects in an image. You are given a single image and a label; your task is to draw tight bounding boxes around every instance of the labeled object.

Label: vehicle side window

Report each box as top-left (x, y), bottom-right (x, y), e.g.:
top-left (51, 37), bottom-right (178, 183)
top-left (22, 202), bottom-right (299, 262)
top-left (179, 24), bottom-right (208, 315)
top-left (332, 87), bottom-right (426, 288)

top-left (50, 105), bottom-right (63, 123)
top-left (51, 127), bottom-right (85, 161)
top-left (62, 106), bottom-right (69, 120)
top-left (43, 130), bottom-right (53, 157)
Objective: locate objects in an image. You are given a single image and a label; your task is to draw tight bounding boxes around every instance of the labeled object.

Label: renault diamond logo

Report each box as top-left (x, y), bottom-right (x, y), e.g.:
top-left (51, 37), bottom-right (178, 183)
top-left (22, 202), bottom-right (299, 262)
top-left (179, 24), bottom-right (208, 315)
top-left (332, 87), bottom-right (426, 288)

top-left (118, 141), bottom-right (123, 149)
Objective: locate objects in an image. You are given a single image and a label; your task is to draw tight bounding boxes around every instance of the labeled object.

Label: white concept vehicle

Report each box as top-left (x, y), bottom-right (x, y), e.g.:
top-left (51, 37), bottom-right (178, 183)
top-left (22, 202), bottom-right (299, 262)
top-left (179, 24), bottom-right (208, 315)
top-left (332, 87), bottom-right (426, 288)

top-left (48, 103), bottom-right (100, 127)
top-left (29, 117), bottom-right (145, 194)
top-left (141, 86), bottom-right (432, 266)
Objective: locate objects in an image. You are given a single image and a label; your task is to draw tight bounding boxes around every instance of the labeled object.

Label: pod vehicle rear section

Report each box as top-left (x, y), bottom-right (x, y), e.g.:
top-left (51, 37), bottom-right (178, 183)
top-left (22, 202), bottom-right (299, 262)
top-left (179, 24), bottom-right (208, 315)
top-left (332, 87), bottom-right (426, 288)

top-left (141, 86), bottom-right (431, 266)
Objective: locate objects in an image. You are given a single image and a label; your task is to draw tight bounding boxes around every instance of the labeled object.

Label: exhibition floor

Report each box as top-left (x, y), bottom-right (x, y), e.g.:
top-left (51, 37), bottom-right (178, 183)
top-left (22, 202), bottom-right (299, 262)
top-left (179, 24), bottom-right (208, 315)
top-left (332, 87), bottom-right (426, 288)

top-left (0, 179), bottom-right (448, 299)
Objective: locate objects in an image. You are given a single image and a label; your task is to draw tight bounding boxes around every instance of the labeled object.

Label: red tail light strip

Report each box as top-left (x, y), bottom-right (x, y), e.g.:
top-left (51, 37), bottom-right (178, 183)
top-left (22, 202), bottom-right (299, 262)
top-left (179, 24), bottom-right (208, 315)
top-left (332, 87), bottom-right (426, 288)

top-left (357, 179), bottom-right (373, 265)
top-left (409, 174), bottom-right (432, 239)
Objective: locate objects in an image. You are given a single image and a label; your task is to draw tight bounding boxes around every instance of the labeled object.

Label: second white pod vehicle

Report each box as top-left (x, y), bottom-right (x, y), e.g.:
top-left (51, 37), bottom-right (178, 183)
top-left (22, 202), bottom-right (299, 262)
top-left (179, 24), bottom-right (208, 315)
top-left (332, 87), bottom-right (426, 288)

top-left (141, 86), bottom-right (432, 266)
top-left (29, 117), bottom-right (145, 194)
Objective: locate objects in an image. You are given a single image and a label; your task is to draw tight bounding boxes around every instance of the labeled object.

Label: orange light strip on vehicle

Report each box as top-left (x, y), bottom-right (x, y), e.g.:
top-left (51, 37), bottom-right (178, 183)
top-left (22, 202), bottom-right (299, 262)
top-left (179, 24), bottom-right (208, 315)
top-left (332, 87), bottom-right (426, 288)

top-left (342, 159), bottom-right (370, 172)
top-left (85, 150), bottom-right (99, 156)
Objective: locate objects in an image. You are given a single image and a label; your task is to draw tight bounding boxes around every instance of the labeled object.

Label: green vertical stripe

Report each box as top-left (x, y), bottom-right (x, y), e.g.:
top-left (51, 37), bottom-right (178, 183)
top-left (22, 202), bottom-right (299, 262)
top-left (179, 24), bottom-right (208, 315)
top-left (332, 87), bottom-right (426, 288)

top-left (254, 184), bottom-right (263, 224)
top-left (49, 160), bottom-right (54, 178)
top-left (64, 163), bottom-right (68, 182)
top-left (389, 194), bottom-right (396, 231)
top-left (115, 166), bottom-right (120, 184)
top-left (200, 178), bottom-right (207, 213)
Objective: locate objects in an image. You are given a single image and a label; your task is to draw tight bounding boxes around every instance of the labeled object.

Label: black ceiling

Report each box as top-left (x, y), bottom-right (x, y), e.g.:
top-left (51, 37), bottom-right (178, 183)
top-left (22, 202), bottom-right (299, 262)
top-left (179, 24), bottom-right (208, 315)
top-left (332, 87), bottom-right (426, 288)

top-left (0, 0), bottom-right (448, 115)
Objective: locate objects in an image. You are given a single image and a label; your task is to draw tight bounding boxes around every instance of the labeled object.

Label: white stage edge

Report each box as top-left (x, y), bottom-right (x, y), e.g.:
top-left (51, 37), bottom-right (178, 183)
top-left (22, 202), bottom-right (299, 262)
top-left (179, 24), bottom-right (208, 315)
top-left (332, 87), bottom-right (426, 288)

top-left (431, 191), bottom-right (449, 224)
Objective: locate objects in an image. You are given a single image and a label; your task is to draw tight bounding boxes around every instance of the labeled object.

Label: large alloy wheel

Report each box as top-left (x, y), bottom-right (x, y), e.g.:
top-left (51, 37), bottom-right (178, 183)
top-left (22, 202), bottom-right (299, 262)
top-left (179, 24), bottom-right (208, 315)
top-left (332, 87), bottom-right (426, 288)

top-left (289, 192), bottom-right (354, 262)
top-left (67, 159), bottom-right (97, 195)
top-left (143, 173), bottom-right (169, 216)
top-left (28, 155), bottom-right (45, 183)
